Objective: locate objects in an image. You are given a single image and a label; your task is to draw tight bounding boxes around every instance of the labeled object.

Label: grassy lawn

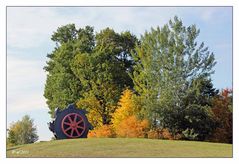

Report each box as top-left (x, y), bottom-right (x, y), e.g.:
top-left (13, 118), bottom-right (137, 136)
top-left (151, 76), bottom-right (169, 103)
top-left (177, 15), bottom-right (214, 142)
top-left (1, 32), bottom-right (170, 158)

top-left (7, 138), bottom-right (232, 158)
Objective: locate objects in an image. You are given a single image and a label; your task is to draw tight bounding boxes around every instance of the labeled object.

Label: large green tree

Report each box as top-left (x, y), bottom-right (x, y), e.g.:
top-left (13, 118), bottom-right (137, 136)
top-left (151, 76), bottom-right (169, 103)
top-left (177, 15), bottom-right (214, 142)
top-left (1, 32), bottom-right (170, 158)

top-left (44, 25), bottom-right (137, 123)
top-left (72, 28), bottom-right (138, 125)
top-left (44, 24), bottom-right (95, 116)
top-left (131, 16), bottom-right (217, 140)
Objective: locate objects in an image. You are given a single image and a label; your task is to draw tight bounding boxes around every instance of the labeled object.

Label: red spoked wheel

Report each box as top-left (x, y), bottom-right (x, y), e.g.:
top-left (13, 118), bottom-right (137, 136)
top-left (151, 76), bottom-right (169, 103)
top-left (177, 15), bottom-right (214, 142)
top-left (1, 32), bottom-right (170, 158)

top-left (61, 113), bottom-right (86, 138)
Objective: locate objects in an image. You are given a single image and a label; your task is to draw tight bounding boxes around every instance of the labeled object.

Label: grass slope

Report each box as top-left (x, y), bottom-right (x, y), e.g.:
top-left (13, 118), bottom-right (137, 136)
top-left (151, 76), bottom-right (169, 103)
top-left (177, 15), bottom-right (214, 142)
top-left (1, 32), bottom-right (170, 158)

top-left (7, 138), bottom-right (232, 158)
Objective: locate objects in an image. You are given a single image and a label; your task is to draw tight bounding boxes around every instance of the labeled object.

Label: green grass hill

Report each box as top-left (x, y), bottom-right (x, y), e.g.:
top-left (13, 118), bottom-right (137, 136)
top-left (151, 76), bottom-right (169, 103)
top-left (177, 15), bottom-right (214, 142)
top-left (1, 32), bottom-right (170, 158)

top-left (7, 138), bottom-right (232, 158)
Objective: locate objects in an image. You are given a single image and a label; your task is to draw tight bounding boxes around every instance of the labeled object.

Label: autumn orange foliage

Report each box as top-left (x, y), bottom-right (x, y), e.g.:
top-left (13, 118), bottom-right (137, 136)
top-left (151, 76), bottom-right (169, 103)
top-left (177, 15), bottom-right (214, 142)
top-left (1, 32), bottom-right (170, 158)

top-left (115, 115), bottom-right (148, 138)
top-left (210, 89), bottom-right (232, 143)
top-left (147, 129), bottom-right (174, 140)
top-left (147, 130), bottom-right (159, 139)
top-left (88, 125), bottom-right (115, 138)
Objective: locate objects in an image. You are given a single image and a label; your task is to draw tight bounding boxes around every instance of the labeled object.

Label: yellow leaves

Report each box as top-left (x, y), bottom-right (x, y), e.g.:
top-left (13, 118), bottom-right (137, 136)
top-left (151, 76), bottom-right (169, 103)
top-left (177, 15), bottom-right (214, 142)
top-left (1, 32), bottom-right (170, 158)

top-left (118, 88), bottom-right (134, 106)
top-left (77, 96), bottom-right (102, 127)
top-left (111, 89), bottom-right (137, 130)
top-left (112, 89), bottom-right (149, 138)
top-left (87, 109), bottom-right (103, 128)
top-left (78, 88), bottom-right (150, 138)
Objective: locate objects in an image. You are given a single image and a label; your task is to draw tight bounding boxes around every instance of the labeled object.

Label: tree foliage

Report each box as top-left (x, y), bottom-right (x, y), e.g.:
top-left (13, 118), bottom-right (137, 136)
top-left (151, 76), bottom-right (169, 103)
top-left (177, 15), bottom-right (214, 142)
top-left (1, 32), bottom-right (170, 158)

top-left (43, 17), bottom-right (231, 143)
top-left (111, 89), bottom-right (139, 129)
top-left (88, 125), bottom-right (115, 138)
top-left (115, 116), bottom-right (149, 138)
top-left (7, 115), bottom-right (38, 145)
top-left (112, 89), bottom-right (149, 137)
top-left (159, 77), bottom-right (219, 140)
top-left (44, 25), bottom-right (137, 120)
top-left (73, 28), bottom-right (138, 125)
top-left (131, 16), bottom-right (217, 140)
top-left (44, 25), bottom-right (94, 116)
top-left (210, 89), bottom-right (232, 143)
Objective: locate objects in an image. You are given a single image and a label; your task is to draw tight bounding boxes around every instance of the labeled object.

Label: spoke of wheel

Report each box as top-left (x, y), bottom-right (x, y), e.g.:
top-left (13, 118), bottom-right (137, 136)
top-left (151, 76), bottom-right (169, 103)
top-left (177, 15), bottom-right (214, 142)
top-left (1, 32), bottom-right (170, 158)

top-left (65, 126), bottom-right (72, 132)
top-left (74, 114), bottom-right (77, 123)
top-left (75, 128), bottom-right (80, 136)
top-left (68, 115), bottom-right (73, 123)
top-left (77, 125), bottom-right (84, 129)
top-left (70, 129), bottom-right (74, 137)
top-left (63, 122), bottom-right (71, 126)
top-left (76, 119), bottom-right (83, 125)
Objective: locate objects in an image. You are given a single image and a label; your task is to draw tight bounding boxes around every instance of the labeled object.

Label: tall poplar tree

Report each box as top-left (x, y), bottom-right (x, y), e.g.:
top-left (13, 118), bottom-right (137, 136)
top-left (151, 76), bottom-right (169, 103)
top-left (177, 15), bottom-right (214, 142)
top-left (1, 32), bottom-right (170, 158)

top-left (131, 16), bottom-right (217, 139)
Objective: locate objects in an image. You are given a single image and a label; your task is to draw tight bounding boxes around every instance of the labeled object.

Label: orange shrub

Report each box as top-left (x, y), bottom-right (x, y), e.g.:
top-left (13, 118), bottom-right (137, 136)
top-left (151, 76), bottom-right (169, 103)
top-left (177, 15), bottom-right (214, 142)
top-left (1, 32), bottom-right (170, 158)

top-left (87, 131), bottom-right (97, 138)
top-left (147, 129), bottom-right (174, 140)
top-left (147, 130), bottom-right (160, 139)
top-left (161, 129), bottom-right (173, 140)
top-left (87, 125), bottom-right (115, 138)
top-left (115, 115), bottom-right (149, 138)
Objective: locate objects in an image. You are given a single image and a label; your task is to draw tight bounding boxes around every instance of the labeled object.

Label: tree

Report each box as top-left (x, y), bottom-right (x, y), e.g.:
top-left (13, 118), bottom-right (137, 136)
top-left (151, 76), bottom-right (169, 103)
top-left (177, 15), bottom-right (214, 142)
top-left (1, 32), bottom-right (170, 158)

top-left (131, 16), bottom-right (217, 140)
top-left (112, 89), bottom-right (149, 137)
top-left (7, 115), bottom-right (38, 145)
top-left (73, 28), bottom-right (138, 125)
top-left (111, 89), bottom-right (139, 129)
top-left (159, 77), bottom-right (219, 140)
top-left (210, 89), bottom-right (232, 143)
top-left (44, 25), bottom-right (95, 116)
top-left (45, 25), bottom-right (138, 122)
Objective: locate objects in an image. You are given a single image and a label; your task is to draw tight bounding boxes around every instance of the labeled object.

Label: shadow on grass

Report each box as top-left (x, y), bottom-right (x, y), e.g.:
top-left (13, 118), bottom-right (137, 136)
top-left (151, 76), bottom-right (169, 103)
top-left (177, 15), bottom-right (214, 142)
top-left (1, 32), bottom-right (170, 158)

top-left (7, 145), bottom-right (23, 151)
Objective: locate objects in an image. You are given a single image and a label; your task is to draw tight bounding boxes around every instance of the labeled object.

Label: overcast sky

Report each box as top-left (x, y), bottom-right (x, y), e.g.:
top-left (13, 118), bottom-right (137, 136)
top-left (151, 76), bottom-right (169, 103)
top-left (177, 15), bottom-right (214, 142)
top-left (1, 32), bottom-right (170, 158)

top-left (7, 7), bottom-right (232, 141)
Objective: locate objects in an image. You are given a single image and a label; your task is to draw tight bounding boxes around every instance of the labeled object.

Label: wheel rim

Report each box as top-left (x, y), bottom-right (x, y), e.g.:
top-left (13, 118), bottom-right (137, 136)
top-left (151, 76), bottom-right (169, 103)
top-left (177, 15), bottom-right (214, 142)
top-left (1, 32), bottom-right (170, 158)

top-left (61, 113), bottom-right (86, 138)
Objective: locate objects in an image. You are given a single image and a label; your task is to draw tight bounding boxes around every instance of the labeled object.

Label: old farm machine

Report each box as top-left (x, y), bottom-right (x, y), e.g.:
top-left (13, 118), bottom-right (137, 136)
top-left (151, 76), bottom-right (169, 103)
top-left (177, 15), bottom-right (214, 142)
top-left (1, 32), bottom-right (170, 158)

top-left (48, 104), bottom-right (93, 139)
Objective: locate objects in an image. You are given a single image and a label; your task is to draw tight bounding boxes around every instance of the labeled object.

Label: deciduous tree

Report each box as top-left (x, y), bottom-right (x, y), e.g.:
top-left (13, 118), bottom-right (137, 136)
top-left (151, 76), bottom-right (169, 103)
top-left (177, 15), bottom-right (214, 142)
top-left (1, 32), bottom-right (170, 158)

top-left (7, 115), bottom-right (38, 145)
top-left (131, 16), bottom-right (217, 140)
top-left (112, 89), bottom-right (149, 137)
top-left (44, 25), bottom-right (94, 116)
top-left (210, 89), bottom-right (232, 143)
top-left (73, 28), bottom-right (138, 125)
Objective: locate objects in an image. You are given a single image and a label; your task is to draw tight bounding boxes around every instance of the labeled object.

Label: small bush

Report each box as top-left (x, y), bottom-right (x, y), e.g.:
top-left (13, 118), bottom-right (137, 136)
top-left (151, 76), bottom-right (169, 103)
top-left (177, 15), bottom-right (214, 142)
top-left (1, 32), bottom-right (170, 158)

top-left (182, 128), bottom-right (199, 140)
top-left (174, 133), bottom-right (183, 140)
top-left (209, 128), bottom-right (232, 143)
top-left (147, 129), bottom-right (174, 140)
top-left (147, 130), bottom-right (160, 139)
top-left (88, 125), bottom-right (115, 138)
top-left (161, 129), bottom-right (173, 140)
